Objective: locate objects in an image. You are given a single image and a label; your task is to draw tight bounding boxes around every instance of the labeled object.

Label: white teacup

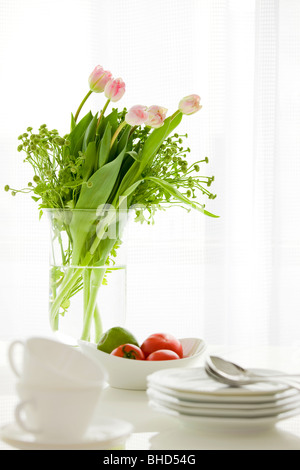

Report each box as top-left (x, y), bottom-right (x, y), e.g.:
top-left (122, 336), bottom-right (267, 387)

top-left (15, 381), bottom-right (103, 442)
top-left (8, 336), bottom-right (107, 388)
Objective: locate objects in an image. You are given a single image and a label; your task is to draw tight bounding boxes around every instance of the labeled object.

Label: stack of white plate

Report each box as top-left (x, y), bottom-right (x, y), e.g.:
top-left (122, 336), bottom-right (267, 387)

top-left (147, 367), bottom-right (300, 429)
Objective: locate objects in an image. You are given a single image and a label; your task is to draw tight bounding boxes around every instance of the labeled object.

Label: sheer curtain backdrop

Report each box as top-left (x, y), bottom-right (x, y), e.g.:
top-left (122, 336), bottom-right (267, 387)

top-left (0, 0), bottom-right (299, 348)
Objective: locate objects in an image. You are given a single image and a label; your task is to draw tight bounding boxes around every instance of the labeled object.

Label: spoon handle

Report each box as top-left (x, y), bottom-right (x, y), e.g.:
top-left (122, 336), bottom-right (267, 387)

top-left (251, 372), bottom-right (300, 379)
top-left (249, 375), bottom-right (300, 391)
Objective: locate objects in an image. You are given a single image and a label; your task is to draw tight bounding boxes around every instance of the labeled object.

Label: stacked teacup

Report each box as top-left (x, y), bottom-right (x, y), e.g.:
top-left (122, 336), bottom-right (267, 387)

top-left (8, 336), bottom-right (107, 442)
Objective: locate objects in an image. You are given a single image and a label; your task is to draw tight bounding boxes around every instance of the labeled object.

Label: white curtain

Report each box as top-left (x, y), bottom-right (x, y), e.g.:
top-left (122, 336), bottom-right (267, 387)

top-left (0, 0), bottom-right (299, 348)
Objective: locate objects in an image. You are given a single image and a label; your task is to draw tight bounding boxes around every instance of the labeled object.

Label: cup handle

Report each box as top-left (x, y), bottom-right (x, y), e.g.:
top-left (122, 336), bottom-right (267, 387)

top-left (15, 399), bottom-right (41, 434)
top-left (7, 340), bottom-right (25, 377)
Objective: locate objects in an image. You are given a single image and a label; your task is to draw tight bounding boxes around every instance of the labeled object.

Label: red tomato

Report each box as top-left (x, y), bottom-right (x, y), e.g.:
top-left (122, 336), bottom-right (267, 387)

top-left (141, 333), bottom-right (183, 358)
top-left (146, 349), bottom-right (180, 361)
top-left (111, 343), bottom-right (145, 360)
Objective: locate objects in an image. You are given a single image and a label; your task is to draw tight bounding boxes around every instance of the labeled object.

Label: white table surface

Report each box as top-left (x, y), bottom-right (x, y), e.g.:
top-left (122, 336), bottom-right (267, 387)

top-left (1, 341), bottom-right (300, 450)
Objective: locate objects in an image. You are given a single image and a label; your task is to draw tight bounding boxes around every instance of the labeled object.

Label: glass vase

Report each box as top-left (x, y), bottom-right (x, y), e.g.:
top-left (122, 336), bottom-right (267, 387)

top-left (46, 208), bottom-right (129, 344)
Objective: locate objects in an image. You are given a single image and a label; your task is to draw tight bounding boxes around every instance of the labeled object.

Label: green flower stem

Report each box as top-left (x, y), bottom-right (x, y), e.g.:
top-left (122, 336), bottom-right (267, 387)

top-left (129, 125), bottom-right (138, 138)
top-left (50, 266), bottom-right (83, 330)
top-left (83, 268), bottom-right (91, 320)
top-left (81, 267), bottom-right (106, 341)
top-left (58, 232), bottom-right (66, 265)
top-left (49, 215), bottom-right (117, 332)
top-left (85, 212), bottom-right (118, 260)
top-left (50, 205), bottom-right (122, 334)
top-left (74, 90), bottom-right (93, 123)
top-left (97, 99), bottom-right (110, 129)
top-left (83, 268), bottom-right (103, 342)
top-left (93, 304), bottom-right (103, 343)
top-left (80, 235), bottom-right (118, 340)
top-left (171, 109), bottom-right (182, 121)
top-left (110, 121), bottom-right (128, 149)
top-left (51, 303), bottom-right (59, 331)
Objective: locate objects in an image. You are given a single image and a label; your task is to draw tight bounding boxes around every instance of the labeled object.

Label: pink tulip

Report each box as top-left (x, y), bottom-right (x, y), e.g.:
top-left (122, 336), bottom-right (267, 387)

top-left (178, 94), bottom-right (202, 115)
top-left (125, 105), bottom-right (149, 126)
top-left (88, 65), bottom-right (113, 93)
top-left (145, 105), bottom-right (168, 128)
top-left (104, 78), bottom-right (126, 102)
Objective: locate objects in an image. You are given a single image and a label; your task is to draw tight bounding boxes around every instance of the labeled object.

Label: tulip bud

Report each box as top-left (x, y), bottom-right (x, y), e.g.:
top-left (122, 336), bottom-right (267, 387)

top-left (104, 78), bottom-right (126, 102)
top-left (88, 65), bottom-right (113, 93)
top-left (145, 105), bottom-right (168, 128)
top-left (178, 94), bottom-right (202, 115)
top-left (125, 105), bottom-right (148, 126)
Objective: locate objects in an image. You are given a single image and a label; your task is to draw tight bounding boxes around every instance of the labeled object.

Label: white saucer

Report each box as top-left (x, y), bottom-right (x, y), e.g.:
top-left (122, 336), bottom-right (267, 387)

top-left (148, 382), bottom-right (299, 404)
top-left (0, 418), bottom-right (133, 450)
top-left (147, 387), bottom-right (300, 416)
top-left (147, 367), bottom-right (291, 398)
top-left (148, 400), bottom-right (300, 431)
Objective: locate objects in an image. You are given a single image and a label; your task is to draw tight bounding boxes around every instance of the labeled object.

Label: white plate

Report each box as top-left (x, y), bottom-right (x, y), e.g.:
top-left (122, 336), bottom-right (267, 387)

top-left (147, 388), bottom-right (300, 418)
top-left (78, 337), bottom-right (206, 390)
top-left (148, 400), bottom-right (300, 431)
top-left (147, 385), bottom-right (300, 410)
top-left (148, 382), bottom-right (299, 404)
top-left (147, 367), bottom-right (290, 397)
top-left (0, 418), bottom-right (133, 450)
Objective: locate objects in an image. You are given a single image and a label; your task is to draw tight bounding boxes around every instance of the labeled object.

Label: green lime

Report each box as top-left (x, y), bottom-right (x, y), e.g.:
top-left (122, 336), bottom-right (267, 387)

top-left (97, 326), bottom-right (139, 354)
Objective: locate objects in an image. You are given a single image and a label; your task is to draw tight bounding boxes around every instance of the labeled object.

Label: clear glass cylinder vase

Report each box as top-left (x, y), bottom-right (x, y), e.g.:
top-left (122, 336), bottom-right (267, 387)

top-left (46, 208), bottom-right (129, 343)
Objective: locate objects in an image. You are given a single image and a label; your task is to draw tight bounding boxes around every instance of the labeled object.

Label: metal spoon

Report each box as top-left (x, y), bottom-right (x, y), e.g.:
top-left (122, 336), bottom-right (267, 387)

top-left (205, 355), bottom-right (300, 391)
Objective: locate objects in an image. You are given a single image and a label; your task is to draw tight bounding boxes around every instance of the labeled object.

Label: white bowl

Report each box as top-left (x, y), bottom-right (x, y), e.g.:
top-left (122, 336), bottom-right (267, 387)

top-left (78, 337), bottom-right (206, 390)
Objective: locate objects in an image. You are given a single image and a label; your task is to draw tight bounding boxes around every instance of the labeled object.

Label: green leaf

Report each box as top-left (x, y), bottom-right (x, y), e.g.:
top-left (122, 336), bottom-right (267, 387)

top-left (117, 126), bottom-right (131, 155)
top-left (167, 111), bottom-right (183, 135)
top-left (115, 160), bottom-right (140, 200)
top-left (98, 122), bottom-right (111, 169)
top-left (81, 141), bottom-right (97, 182)
top-left (82, 113), bottom-right (98, 152)
top-left (67, 111), bottom-right (93, 157)
top-left (138, 118), bottom-right (171, 173)
top-left (93, 238), bottom-right (118, 267)
top-left (118, 154), bottom-right (135, 186)
top-left (126, 150), bottom-right (140, 161)
top-left (70, 113), bottom-right (76, 132)
top-left (138, 113), bottom-right (183, 173)
top-left (106, 108), bottom-right (119, 134)
top-left (118, 179), bottom-right (144, 208)
top-left (97, 109), bottom-right (118, 138)
top-left (146, 176), bottom-right (219, 218)
top-left (116, 113), bottom-right (183, 197)
top-left (95, 116), bottom-right (106, 138)
top-left (70, 145), bottom-right (129, 264)
top-left (77, 145), bottom-right (128, 210)
top-left (108, 134), bottom-right (119, 162)
top-left (108, 125), bottom-right (129, 164)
